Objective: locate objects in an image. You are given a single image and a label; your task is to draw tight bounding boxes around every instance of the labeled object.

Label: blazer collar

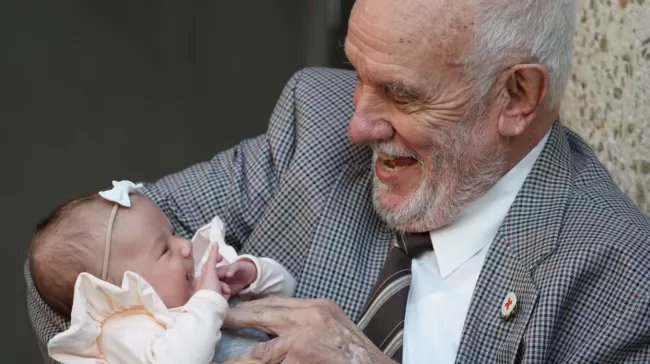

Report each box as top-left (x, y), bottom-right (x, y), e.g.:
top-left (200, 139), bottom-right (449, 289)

top-left (455, 121), bottom-right (575, 363)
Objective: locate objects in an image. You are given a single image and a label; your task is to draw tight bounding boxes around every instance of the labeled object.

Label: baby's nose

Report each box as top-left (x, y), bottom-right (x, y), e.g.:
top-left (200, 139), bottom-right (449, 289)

top-left (180, 239), bottom-right (193, 259)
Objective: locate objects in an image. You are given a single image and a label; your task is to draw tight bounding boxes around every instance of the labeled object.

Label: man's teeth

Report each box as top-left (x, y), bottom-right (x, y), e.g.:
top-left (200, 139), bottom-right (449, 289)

top-left (378, 152), bottom-right (396, 161)
top-left (387, 165), bottom-right (407, 171)
top-left (381, 158), bottom-right (407, 171)
top-left (377, 152), bottom-right (417, 171)
top-left (378, 152), bottom-right (408, 161)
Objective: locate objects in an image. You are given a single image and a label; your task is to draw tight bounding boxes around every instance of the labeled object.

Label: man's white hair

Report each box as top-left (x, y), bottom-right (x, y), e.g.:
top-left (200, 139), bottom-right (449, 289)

top-left (464, 0), bottom-right (577, 110)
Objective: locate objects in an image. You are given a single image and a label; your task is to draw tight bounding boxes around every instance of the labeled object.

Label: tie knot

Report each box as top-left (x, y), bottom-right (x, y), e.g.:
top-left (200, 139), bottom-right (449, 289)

top-left (395, 232), bottom-right (433, 258)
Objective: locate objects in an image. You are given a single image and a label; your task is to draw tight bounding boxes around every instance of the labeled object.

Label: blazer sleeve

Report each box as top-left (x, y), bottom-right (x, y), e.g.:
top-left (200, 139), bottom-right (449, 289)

top-left (560, 293), bottom-right (650, 363)
top-left (138, 70), bottom-right (304, 251)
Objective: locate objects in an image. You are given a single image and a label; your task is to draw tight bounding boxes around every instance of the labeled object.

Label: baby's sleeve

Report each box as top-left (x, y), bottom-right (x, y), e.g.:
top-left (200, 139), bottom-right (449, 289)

top-left (101, 290), bottom-right (228, 364)
top-left (48, 272), bottom-right (228, 364)
top-left (237, 255), bottom-right (296, 298)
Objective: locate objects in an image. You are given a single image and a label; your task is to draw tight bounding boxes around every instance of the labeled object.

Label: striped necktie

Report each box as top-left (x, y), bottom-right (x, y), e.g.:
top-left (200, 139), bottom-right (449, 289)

top-left (358, 232), bottom-right (433, 362)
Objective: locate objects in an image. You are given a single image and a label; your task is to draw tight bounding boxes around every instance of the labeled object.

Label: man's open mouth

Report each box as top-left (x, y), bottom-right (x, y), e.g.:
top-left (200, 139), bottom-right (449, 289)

top-left (377, 152), bottom-right (418, 170)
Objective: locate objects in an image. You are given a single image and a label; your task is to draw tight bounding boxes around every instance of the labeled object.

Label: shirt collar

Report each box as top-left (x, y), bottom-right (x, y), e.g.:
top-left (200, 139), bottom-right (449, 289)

top-left (429, 131), bottom-right (551, 278)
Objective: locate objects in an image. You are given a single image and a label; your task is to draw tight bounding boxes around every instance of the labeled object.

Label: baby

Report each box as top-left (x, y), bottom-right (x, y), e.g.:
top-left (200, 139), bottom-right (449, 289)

top-left (29, 181), bottom-right (296, 364)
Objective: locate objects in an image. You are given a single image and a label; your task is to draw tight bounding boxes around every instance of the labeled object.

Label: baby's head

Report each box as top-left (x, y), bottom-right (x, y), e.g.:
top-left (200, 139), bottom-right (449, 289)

top-left (29, 191), bottom-right (196, 319)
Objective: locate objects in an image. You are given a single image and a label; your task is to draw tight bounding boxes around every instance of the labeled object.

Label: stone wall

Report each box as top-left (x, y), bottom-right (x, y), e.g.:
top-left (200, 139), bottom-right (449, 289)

top-left (561, 0), bottom-right (650, 214)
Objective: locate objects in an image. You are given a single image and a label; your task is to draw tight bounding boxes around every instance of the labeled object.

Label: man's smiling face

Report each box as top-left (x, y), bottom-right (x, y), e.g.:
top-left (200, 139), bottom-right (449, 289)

top-left (345, 0), bottom-right (508, 232)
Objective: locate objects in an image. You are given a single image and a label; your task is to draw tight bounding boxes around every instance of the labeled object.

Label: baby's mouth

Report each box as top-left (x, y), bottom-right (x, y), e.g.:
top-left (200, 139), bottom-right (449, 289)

top-left (186, 272), bottom-right (195, 289)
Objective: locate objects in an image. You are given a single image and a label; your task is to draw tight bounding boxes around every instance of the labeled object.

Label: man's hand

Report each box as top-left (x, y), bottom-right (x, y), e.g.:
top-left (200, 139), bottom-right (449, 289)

top-left (222, 296), bottom-right (396, 364)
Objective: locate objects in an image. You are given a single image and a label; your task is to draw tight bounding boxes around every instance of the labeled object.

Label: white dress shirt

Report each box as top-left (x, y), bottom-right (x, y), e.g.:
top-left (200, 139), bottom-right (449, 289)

top-left (403, 132), bottom-right (550, 364)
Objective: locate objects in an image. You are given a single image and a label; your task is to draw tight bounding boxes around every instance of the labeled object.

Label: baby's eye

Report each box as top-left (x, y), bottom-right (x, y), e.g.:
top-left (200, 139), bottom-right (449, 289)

top-left (162, 245), bottom-right (170, 255)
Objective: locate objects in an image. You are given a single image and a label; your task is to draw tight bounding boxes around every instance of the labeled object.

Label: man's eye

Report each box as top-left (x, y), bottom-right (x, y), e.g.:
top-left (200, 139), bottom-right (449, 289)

top-left (392, 95), bottom-right (411, 105)
top-left (383, 87), bottom-right (411, 106)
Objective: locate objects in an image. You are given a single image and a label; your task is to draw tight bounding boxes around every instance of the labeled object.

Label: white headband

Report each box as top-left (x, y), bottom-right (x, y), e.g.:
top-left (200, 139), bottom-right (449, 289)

top-left (98, 180), bottom-right (143, 280)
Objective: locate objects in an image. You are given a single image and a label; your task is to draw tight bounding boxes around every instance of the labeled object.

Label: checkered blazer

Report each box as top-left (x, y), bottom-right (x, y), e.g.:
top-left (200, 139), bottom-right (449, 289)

top-left (26, 67), bottom-right (650, 363)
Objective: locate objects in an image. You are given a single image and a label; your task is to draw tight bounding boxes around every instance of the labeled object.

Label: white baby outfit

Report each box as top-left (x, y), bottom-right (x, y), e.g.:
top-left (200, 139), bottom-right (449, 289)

top-left (48, 216), bottom-right (296, 364)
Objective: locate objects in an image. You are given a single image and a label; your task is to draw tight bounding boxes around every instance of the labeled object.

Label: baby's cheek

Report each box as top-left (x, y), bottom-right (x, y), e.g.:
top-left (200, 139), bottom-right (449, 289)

top-left (161, 289), bottom-right (188, 309)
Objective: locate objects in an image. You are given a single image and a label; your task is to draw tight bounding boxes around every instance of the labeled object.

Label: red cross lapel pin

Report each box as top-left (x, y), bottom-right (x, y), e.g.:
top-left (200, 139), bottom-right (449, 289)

top-left (500, 292), bottom-right (517, 321)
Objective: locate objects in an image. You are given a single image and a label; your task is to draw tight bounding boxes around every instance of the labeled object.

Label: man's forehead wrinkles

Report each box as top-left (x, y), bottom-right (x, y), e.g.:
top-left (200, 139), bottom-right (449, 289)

top-left (346, 20), bottom-right (393, 55)
top-left (345, 3), bottom-right (471, 103)
top-left (344, 38), bottom-right (393, 81)
top-left (363, 63), bottom-right (416, 88)
top-left (347, 14), bottom-right (421, 51)
top-left (347, 49), bottom-right (429, 98)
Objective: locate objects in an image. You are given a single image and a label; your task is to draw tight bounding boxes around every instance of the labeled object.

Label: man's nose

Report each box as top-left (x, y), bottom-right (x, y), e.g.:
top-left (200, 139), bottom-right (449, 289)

top-left (348, 113), bottom-right (394, 144)
top-left (348, 91), bottom-right (394, 144)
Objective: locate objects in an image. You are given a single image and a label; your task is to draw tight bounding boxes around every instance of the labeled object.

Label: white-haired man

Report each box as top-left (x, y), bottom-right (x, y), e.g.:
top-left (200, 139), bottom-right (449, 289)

top-left (27, 0), bottom-right (650, 363)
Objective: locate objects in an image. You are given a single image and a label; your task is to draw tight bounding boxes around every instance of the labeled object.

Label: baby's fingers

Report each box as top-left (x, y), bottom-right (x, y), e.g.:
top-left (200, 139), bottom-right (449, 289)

top-left (203, 245), bottom-right (220, 274)
top-left (226, 264), bottom-right (240, 279)
top-left (215, 249), bottom-right (224, 264)
top-left (220, 281), bottom-right (232, 300)
top-left (215, 265), bottom-right (230, 280)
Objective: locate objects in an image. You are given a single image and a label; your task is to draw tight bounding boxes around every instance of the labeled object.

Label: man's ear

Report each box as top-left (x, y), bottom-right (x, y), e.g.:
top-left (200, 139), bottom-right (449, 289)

top-left (497, 64), bottom-right (548, 137)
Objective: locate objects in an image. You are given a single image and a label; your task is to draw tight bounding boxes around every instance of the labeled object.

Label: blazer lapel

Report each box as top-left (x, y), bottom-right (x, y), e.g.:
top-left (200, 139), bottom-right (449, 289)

top-left (296, 163), bottom-right (393, 322)
top-left (455, 122), bottom-right (574, 363)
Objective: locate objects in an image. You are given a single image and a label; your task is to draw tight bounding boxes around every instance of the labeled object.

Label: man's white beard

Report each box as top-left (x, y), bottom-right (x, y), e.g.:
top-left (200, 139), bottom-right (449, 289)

top-left (371, 122), bottom-right (507, 232)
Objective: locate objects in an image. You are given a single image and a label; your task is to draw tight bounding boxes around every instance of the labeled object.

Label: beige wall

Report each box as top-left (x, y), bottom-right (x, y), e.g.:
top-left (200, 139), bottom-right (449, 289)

top-left (561, 0), bottom-right (650, 214)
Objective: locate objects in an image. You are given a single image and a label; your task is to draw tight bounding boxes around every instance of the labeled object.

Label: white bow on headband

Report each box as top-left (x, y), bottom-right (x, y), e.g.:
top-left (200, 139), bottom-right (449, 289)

top-left (99, 180), bottom-right (143, 207)
top-left (97, 180), bottom-right (142, 280)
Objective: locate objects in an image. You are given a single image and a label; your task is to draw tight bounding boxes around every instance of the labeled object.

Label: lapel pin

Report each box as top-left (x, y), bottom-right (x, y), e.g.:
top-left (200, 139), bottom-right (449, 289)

top-left (500, 292), bottom-right (517, 321)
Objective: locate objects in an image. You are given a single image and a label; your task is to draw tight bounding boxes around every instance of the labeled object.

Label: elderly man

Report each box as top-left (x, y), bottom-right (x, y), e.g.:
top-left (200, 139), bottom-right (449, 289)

top-left (27, 0), bottom-right (650, 363)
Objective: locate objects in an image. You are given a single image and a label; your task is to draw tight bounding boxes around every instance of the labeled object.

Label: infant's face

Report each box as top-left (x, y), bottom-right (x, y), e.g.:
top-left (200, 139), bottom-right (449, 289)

top-left (109, 196), bottom-right (196, 308)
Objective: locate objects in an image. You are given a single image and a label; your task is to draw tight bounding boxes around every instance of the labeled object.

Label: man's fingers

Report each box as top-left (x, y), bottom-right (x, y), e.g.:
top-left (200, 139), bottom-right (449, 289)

top-left (224, 305), bottom-right (296, 335)
top-left (232, 296), bottom-right (322, 309)
top-left (225, 297), bottom-right (343, 335)
top-left (224, 334), bottom-right (294, 364)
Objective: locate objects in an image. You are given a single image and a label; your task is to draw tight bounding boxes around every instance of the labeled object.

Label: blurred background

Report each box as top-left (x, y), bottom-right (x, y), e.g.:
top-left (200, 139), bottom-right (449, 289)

top-left (1, 1), bottom-right (648, 362)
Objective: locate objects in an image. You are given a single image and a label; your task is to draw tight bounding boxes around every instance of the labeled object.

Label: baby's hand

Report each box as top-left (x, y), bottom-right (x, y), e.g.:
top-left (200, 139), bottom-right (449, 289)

top-left (215, 259), bottom-right (258, 296)
top-left (195, 245), bottom-right (231, 300)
